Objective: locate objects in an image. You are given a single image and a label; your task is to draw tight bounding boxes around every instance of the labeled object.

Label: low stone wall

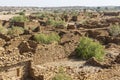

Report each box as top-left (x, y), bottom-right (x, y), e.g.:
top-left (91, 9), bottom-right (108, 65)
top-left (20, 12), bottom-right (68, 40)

top-left (13, 21), bottom-right (40, 29)
top-left (0, 61), bottom-right (32, 80)
top-left (103, 12), bottom-right (120, 16)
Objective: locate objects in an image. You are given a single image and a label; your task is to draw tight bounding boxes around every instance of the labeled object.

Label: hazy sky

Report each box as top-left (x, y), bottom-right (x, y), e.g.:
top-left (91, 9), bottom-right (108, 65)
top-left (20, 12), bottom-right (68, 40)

top-left (0, 0), bottom-right (120, 7)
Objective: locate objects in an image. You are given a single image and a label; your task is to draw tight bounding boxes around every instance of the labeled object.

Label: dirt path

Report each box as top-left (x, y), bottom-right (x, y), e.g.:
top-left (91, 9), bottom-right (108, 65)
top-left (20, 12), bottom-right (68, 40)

top-left (35, 59), bottom-right (101, 73)
top-left (33, 56), bottom-right (120, 80)
top-left (34, 59), bottom-right (102, 80)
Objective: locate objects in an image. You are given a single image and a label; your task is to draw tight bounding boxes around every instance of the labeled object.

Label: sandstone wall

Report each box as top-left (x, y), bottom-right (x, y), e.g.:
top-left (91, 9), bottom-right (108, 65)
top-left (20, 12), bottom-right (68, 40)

top-left (0, 61), bottom-right (31, 80)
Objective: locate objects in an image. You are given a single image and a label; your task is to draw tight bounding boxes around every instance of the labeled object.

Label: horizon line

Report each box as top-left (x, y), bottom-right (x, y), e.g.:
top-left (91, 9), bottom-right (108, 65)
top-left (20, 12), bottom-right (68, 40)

top-left (0, 5), bottom-right (120, 8)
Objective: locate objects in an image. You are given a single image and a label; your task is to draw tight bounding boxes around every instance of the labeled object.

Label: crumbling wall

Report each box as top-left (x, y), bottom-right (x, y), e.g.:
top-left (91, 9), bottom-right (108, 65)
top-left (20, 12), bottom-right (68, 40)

top-left (13, 22), bottom-right (25, 27)
top-left (103, 12), bottom-right (120, 16)
top-left (0, 61), bottom-right (32, 80)
top-left (25, 21), bottom-right (40, 29)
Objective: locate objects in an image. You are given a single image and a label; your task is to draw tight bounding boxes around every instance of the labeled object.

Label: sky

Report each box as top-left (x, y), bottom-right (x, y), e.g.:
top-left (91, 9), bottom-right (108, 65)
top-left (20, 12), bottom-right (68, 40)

top-left (0, 0), bottom-right (120, 7)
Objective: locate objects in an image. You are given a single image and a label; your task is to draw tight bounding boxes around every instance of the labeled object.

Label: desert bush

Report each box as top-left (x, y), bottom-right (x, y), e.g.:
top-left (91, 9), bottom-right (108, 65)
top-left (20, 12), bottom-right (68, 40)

top-left (35, 13), bottom-right (46, 19)
top-left (53, 21), bottom-right (65, 27)
top-left (10, 15), bottom-right (29, 22)
top-left (8, 26), bottom-right (24, 36)
top-left (76, 37), bottom-right (105, 61)
top-left (46, 19), bottom-right (55, 25)
top-left (52, 67), bottom-right (72, 80)
top-left (109, 24), bottom-right (120, 36)
top-left (0, 26), bottom-right (8, 34)
top-left (52, 73), bottom-right (72, 80)
top-left (70, 11), bottom-right (79, 16)
top-left (34, 33), bottom-right (60, 44)
top-left (19, 11), bottom-right (25, 16)
top-left (34, 12), bottom-right (50, 19)
top-left (47, 19), bottom-right (65, 27)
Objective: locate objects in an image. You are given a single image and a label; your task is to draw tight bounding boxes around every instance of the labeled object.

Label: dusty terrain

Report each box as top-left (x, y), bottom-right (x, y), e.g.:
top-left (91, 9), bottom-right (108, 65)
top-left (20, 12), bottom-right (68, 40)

top-left (0, 14), bottom-right (19, 20)
top-left (0, 10), bottom-right (120, 80)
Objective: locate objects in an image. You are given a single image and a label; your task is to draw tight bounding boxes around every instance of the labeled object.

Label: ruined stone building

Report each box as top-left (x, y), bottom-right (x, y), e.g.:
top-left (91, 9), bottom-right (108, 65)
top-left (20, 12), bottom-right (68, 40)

top-left (0, 53), bottom-right (32, 80)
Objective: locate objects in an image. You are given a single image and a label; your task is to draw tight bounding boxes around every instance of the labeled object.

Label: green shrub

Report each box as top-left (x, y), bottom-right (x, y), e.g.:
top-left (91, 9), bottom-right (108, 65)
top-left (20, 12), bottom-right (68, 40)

top-left (46, 19), bottom-right (55, 26)
top-left (36, 13), bottom-right (46, 19)
top-left (8, 26), bottom-right (24, 36)
top-left (10, 15), bottom-right (29, 22)
top-left (53, 21), bottom-right (65, 27)
top-left (19, 11), bottom-right (25, 15)
top-left (52, 73), bottom-right (72, 80)
top-left (46, 19), bottom-right (65, 27)
top-left (109, 24), bottom-right (120, 36)
top-left (0, 26), bottom-right (8, 34)
top-left (52, 67), bottom-right (72, 80)
top-left (76, 37), bottom-right (105, 61)
top-left (70, 11), bottom-right (79, 16)
top-left (34, 33), bottom-right (60, 44)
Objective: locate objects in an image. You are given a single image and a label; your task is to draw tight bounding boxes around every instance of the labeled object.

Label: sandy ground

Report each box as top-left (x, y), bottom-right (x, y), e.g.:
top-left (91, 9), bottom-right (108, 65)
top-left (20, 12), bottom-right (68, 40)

top-left (0, 14), bottom-right (19, 20)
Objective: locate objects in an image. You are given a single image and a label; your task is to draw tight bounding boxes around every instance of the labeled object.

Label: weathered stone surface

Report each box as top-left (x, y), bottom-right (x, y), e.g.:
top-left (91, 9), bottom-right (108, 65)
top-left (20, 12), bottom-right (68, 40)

top-left (33, 26), bottom-right (41, 32)
top-left (103, 12), bottom-right (119, 16)
top-left (67, 23), bottom-right (76, 29)
top-left (115, 54), bottom-right (120, 63)
top-left (39, 20), bottom-right (47, 26)
top-left (0, 39), bottom-right (6, 47)
top-left (18, 40), bottom-right (37, 54)
top-left (85, 57), bottom-right (111, 68)
top-left (0, 33), bottom-right (11, 41)
top-left (71, 16), bottom-right (78, 21)
top-left (105, 17), bottom-right (120, 24)
top-left (86, 30), bottom-right (109, 38)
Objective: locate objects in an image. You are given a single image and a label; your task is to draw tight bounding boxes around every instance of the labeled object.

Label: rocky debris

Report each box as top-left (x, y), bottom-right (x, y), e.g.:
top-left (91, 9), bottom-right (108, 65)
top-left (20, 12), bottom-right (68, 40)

top-left (105, 43), bottom-right (119, 48)
top-left (13, 22), bottom-right (24, 27)
top-left (97, 36), bottom-right (120, 45)
top-left (78, 19), bottom-right (110, 29)
top-left (87, 64), bottom-right (120, 80)
top-left (0, 47), bottom-right (5, 52)
top-left (86, 30), bottom-right (100, 38)
top-left (62, 15), bottom-right (69, 22)
top-left (29, 15), bottom-right (38, 20)
top-left (67, 23), bottom-right (76, 29)
top-left (4, 37), bottom-right (24, 50)
top-left (32, 60), bottom-right (102, 80)
top-left (71, 16), bottom-right (77, 21)
top-left (85, 57), bottom-right (111, 68)
top-left (58, 30), bottom-right (68, 37)
top-left (33, 42), bottom-right (67, 64)
top-left (115, 54), bottom-right (120, 63)
top-left (0, 11), bottom-right (120, 80)
top-left (86, 30), bottom-right (109, 38)
top-left (18, 40), bottom-right (37, 54)
top-left (33, 26), bottom-right (41, 32)
top-left (0, 47), bottom-right (5, 56)
top-left (0, 33), bottom-right (11, 41)
top-left (2, 20), bottom-right (10, 28)
top-left (73, 30), bottom-right (82, 36)
top-left (111, 37), bottom-right (120, 45)
top-left (75, 23), bottom-right (83, 29)
top-left (55, 24), bottom-right (65, 29)
top-left (105, 17), bottom-right (120, 24)
top-left (103, 12), bottom-right (120, 16)
top-left (0, 38), bottom-right (6, 47)
top-left (24, 29), bottom-right (32, 34)
top-left (0, 53), bottom-right (32, 67)
top-left (39, 20), bottom-right (47, 26)
top-left (60, 31), bottom-right (80, 45)
top-left (105, 45), bottom-right (120, 64)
